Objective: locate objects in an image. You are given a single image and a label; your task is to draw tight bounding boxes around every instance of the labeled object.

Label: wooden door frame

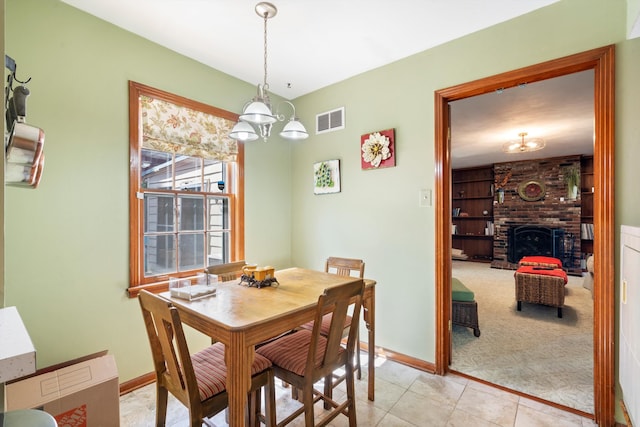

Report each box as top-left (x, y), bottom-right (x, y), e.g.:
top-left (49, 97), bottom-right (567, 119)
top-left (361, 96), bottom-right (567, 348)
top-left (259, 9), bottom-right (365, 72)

top-left (434, 45), bottom-right (615, 425)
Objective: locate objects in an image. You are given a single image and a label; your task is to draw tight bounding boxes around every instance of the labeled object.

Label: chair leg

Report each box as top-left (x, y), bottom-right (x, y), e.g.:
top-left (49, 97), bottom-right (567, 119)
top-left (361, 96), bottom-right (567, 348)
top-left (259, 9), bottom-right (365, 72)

top-left (323, 375), bottom-right (333, 410)
top-left (248, 389), bottom-right (260, 427)
top-left (189, 407), bottom-right (203, 427)
top-left (190, 417), bottom-right (203, 427)
top-left (345, 364), bottom-right (358, 427)
top-left (291, 385), bottom-right (300, 401)
top-left (155, 384), bottom-right (168, 426)
top-left (264, 370), bottom-right (277, 427)
top-left (302, 384), bottom-right (315, 427)
top-left (356, 335), bottom-right (362, 380)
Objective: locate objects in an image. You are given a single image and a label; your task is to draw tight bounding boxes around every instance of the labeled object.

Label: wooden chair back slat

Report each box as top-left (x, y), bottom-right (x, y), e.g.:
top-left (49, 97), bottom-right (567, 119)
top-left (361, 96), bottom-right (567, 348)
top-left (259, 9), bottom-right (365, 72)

top-left (306, 280), bottom-right (364, 378)
top-left (206, 260), bottom-right (247, 282)
top-left (325, 257), bottom-right (365, 278)
top-left (138, 290), bottom-right (200, 409)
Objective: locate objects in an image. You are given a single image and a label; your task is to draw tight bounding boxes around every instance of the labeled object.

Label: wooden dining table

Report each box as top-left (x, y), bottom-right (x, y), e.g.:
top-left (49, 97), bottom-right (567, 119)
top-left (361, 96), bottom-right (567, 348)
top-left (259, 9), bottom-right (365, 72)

top-left (160, 267), bottom-right (376, 427)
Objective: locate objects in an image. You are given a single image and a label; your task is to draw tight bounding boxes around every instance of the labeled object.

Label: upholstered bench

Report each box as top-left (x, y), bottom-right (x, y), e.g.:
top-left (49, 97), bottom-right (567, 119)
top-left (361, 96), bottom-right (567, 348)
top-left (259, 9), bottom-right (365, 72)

top-left (515, 262), bottom-right (568, 318)
top-left (518, 256), bottom-right (563, 269)
top-left (452, 278), bottom-right (480, 337)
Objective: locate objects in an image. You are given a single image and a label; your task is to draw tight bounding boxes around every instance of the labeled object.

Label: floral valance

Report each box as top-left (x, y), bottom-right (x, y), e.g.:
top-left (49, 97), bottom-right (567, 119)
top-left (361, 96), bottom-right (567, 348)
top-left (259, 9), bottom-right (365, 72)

top-left (140, 95), bottom-right (238, 162)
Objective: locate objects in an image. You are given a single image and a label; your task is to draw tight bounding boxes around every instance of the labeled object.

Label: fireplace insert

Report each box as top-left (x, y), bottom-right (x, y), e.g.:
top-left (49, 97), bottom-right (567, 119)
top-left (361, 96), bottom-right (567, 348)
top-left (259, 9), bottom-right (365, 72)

top-left (507, 225), bottom-right (566, 265)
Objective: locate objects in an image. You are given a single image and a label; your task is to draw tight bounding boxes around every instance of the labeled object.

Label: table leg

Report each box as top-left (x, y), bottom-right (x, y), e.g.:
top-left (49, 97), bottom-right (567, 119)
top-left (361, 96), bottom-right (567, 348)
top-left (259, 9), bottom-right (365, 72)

top-left (226, 333), bottom-right (252, 427)
top-left (363, 290), bottom-right (375, 401)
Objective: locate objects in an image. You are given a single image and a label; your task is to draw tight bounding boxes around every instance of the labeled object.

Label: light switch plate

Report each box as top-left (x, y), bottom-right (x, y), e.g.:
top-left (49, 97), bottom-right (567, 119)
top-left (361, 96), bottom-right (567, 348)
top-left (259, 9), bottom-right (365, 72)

top-left (419, 189), bottom-right (431, 207)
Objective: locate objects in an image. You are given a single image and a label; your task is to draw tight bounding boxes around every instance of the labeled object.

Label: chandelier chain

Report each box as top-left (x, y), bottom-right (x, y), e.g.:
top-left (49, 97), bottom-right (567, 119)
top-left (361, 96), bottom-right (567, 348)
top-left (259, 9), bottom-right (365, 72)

top-left (228, 3), bottom-right (309, 142)
top-left (263, 12), bottom-right (268, 88)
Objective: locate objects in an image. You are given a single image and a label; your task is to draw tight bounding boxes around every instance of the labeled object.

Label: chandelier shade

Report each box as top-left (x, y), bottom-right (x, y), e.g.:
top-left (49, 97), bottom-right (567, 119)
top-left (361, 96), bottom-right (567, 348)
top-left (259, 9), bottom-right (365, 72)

top-left (229, 121), bottom-right (259, 141)
top-left (502, 132), bottom-right (545, 153)
top-left (280, 118), bottom-right (309, 140)
top-left (229, 2), bottom-right (309, 142)
top-left (239, 100), bottom-right (277, 125)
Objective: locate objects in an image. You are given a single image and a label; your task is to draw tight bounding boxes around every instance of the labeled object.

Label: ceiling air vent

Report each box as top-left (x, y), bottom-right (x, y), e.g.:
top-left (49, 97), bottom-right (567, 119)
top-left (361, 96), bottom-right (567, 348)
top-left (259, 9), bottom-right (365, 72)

top-left (316, 107), bottom-right (345, 134)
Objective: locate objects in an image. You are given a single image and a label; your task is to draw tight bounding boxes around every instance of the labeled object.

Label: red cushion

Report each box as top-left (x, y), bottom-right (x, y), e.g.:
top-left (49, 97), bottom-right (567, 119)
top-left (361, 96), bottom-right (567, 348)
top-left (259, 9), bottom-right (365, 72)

top-left (515, 265), bottom-right (568, 284)
top-left (518, 256), bottom-right (563, 268)
top-left (191, 342), bottom-right (272, 400)
top-left (300, 313), bottom-right (352, 336)
top-left (256, 330), bottom-right (343, 376)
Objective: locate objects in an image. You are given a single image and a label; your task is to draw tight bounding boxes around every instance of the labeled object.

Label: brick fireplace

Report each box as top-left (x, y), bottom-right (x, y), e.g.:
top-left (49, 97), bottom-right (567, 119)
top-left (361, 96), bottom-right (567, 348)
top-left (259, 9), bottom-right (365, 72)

top-left (491, 155), bottom-right (581, 270)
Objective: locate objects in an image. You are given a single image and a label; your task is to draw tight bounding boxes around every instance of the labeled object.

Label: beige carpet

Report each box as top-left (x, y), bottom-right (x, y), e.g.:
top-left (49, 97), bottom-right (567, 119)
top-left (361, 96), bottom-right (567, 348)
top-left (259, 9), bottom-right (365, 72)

top-left (450, 260), bottom-right (594, 414)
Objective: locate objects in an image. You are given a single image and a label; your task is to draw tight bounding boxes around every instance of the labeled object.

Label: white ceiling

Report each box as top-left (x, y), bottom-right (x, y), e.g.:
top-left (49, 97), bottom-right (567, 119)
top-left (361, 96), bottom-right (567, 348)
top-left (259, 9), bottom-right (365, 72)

top-left (59, 0), bottom-right (559, 99)
top-left (60, 0), bottom-right (595, 168)
top-left (450, 69), bottom-right (595, 169)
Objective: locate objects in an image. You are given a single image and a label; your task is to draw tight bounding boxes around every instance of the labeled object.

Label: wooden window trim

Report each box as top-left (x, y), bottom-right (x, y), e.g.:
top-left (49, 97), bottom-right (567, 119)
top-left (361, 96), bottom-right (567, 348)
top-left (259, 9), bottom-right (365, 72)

top-left (127, 81), bottom-right (244, 297)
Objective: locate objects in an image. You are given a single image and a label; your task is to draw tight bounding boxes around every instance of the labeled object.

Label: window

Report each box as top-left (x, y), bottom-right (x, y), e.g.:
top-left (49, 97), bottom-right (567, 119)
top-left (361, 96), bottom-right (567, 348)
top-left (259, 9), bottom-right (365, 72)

top-left (128, 81), bottom-right (244, 296)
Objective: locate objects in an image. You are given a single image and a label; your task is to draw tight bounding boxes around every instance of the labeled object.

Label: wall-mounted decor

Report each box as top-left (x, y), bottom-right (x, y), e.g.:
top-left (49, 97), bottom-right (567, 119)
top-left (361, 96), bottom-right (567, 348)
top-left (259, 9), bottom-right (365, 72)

top-left (517, 180), bottom-right (546, 202)
top-left (361, 128), bottom-right (395, 169)
top-left (4, 55), bottom-right (45, 189)
top-left (313, 159), bottom-right (341, 195)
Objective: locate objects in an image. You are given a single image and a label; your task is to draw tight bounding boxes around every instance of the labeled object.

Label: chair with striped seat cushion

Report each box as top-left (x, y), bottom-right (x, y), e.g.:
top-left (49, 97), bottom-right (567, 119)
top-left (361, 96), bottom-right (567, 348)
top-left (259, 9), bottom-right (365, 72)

top-left (138, 290), bottom-right (275, 427)
top-left (300, 256), bottom-right (365, 381)
top-left (191, 343), bottom-right (272, 400)
top-left (257, 279), bottom-right (364, 427)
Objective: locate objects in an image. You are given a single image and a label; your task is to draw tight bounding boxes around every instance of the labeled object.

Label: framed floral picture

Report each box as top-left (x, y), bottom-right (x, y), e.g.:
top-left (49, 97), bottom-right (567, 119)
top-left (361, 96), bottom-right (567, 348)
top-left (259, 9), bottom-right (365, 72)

top-left (313, 159), bottom-right (341, 195)
top-left (361, 128), bottom-right (396, 170)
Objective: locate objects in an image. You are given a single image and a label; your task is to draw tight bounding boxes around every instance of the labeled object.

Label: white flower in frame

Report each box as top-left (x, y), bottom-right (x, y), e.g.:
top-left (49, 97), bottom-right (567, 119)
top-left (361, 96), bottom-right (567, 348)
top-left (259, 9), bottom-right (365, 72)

top-left (361, 132), bottom-right (391, 168)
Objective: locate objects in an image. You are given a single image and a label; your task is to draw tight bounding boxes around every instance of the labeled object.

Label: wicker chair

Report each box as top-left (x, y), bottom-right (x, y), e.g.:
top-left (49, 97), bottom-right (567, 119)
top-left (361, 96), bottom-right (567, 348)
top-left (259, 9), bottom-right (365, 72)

top-left (138, 290), bottom-right (276, 427)
top-left (451, 278), bottom-right (480, 337)
top-left (256, 280), bottom-right (364, 427)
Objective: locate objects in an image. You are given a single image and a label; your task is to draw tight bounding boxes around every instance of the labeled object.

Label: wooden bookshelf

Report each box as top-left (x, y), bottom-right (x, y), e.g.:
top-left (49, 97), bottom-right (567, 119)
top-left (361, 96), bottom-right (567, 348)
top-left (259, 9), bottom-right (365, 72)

top-left (452, 166), bottom-right (494, 262)
top-left (580, 155), bottom-right (594, 265)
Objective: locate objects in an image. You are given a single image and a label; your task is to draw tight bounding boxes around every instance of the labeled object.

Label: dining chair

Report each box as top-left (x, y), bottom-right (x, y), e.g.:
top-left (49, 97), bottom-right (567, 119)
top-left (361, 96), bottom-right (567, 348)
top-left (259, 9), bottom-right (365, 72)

top-left (138, 290), bottom-right (276, 427)
top-left (256, 279), bottom-right (364, 427)
top-left (206, 260), bottom-right (248, 282)
top-left (301, 257), bottom-right (365, 380)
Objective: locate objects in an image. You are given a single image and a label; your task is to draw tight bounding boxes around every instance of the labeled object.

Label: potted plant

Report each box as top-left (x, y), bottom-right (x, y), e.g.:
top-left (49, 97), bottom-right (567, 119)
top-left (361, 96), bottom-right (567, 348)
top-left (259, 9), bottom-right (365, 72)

top-left (563, 165), bottom-right (580, 200)
top-left (494, 169), bottom-right (512, 204)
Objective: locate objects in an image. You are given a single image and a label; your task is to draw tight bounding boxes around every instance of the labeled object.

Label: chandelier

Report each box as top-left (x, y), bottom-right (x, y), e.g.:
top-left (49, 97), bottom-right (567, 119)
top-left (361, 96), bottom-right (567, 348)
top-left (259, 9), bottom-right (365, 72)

top-left (229, 2), bottom-right (309, 142)
top-left (502, 132), bottom-right (545, 153)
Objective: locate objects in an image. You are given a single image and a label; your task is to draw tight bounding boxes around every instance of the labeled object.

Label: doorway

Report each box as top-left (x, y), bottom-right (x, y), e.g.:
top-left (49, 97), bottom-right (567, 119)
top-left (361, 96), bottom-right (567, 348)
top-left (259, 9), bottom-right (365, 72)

top-left (448, 70), bottom-right (595, 412)
top-left (434, 46), bottom-right (615, 426)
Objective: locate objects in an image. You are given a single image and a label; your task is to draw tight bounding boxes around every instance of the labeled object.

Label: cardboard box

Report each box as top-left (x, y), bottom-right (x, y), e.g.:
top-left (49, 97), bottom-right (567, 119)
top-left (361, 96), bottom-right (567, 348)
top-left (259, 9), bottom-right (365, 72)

top-left (6, 354), bottom-right (120, 427)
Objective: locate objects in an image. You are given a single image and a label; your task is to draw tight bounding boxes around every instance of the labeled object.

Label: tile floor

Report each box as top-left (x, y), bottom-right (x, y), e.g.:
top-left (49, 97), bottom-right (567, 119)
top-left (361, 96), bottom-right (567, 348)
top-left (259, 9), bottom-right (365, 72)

top-left (119, 357), bottom-right (598, 426)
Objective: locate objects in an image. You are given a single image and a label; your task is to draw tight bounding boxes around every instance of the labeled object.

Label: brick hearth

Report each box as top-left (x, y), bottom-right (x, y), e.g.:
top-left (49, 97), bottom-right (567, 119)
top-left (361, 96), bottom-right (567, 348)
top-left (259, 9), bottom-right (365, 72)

top-left (490, 155), bottom-right (581, 270)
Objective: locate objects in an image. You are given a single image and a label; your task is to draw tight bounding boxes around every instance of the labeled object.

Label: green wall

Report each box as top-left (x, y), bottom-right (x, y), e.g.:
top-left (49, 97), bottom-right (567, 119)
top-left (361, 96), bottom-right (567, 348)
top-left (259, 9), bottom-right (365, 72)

top-left (4, 0), bottom-right (293, 382)
top-left (288, 0), bottom-right (638, 421)
top-left (291, 0), bottom-right (633, 359)
top-left (4, 0), bottom-right (639, 423)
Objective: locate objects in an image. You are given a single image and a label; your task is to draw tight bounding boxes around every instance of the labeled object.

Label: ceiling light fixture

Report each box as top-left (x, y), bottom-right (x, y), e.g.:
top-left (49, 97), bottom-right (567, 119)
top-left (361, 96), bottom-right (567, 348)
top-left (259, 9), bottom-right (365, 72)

top-left (502, 132), bottom-right (545, 154)
top-left (229, 2), bottom-right (308, 143)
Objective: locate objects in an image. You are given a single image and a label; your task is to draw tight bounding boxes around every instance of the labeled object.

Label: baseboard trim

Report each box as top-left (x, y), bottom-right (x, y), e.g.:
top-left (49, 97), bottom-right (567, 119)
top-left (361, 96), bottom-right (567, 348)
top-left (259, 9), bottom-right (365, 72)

top-left (361, 342), bottom-right (436, 373)
top-left (119, 343), bottom-right (436, 396)
top-left (119, 372), bottom-right (155, 396)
